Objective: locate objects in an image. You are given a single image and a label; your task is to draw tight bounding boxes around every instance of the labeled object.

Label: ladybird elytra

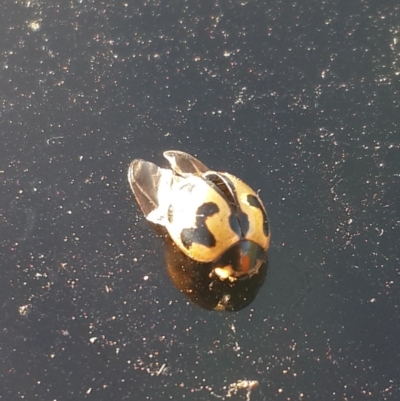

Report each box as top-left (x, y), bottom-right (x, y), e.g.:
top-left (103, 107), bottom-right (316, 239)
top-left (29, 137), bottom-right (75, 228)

top-left (128, 150), bottom-right (270, 282)
top-left (164, 174), bottom-right (241, 263)
top-left (222, 173), bottom-right (270, 250)
top-left (201, 170), bottom-right (270, 251)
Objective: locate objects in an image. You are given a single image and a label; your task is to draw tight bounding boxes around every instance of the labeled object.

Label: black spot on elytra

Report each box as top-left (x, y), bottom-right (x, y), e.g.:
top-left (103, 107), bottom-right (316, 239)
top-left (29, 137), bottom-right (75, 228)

top-left (247, 194), bottom-right (270, 236)
top-left (181, 202), bottom-right (219, 249)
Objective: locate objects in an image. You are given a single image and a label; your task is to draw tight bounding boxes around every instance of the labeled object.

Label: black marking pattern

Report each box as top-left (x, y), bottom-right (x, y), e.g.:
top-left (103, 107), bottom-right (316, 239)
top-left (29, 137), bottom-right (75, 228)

top-left (247, 194), bottom-right (270, 236)
top-left (180, 202), bottom-right (219, 249)
top-left (231, 209), bottom-right (248, 238)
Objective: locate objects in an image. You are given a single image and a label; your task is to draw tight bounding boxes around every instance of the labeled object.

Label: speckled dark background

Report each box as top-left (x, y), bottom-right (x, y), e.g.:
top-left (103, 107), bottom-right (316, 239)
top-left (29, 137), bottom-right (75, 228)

top-left (1, 1), bottom-right (399, 400)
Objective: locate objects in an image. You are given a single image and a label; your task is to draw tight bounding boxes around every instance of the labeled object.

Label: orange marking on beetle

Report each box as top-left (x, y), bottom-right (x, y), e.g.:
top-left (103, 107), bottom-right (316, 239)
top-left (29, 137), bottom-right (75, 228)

top-left (242, 255), bottom-right (251, 272)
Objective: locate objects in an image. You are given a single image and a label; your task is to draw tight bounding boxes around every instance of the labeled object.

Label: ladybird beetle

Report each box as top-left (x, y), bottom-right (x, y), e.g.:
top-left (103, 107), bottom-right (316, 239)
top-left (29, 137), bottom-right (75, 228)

top-left (128, 151), bottom-right (270, 284)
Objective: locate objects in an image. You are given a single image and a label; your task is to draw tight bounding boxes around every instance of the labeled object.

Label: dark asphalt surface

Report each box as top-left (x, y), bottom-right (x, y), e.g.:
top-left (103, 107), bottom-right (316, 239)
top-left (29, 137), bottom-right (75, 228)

top-left (1, 1), bottom-right (399, 400)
